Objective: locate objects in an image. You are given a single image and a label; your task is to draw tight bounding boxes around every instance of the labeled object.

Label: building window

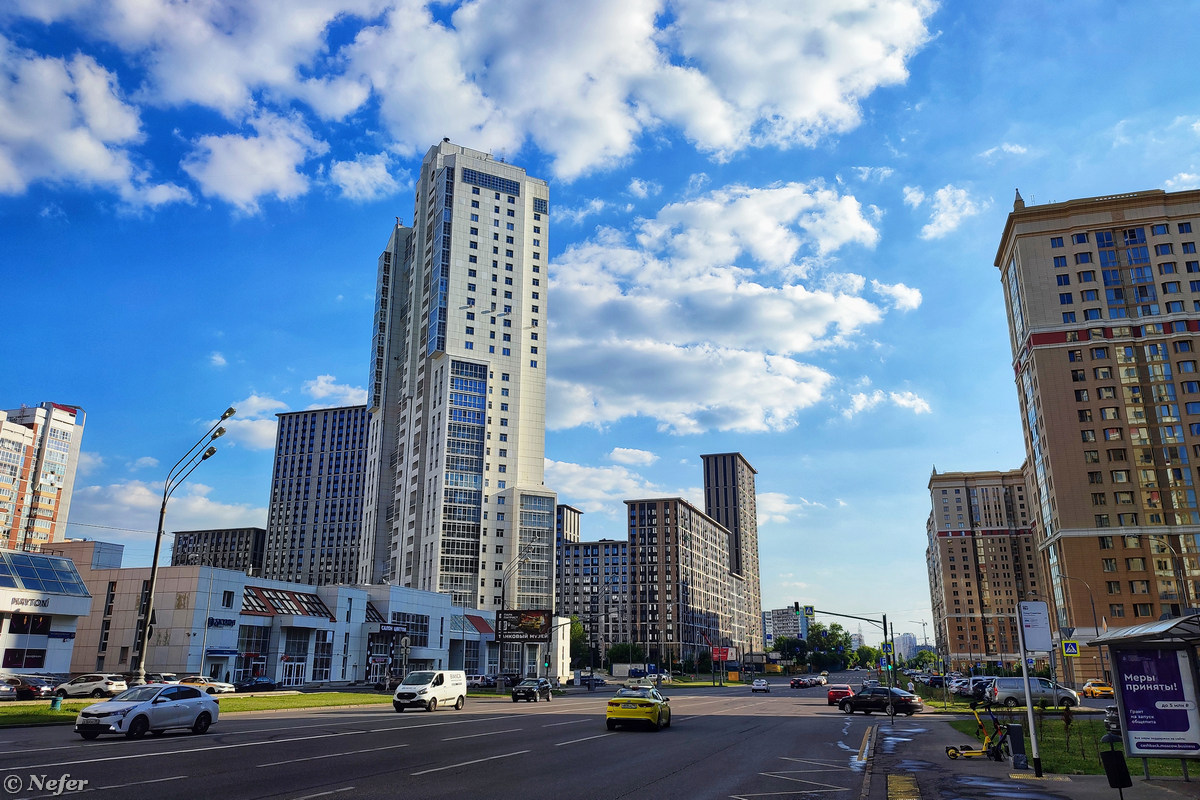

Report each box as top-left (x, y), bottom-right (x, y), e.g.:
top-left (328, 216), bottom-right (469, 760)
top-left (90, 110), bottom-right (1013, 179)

top-left (1105, 580), bottom-right (1121, 594)
top-left (1051, 237), bottom-right (1064, 248)
top-left (1073, 233), bottom-right (1089, 245)
top-left (1076, 252), bottom-right (1092, 264)
top-left (1133, 603), bottom-right (1154, 618)
top-left (1126, 558), bottom-right (1146, 572)
top-left (1102, 558), bottom-right (1117, 572)
top-left (1109, 604), bottom-right (1125, 618)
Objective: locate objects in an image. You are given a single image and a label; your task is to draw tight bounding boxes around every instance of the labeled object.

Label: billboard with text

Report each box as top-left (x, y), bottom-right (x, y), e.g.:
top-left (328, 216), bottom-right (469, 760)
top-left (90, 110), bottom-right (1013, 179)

top-left (497, 610), bottom-right (552, 642)
top-left (1115, 647), bottom-right (1200, 757)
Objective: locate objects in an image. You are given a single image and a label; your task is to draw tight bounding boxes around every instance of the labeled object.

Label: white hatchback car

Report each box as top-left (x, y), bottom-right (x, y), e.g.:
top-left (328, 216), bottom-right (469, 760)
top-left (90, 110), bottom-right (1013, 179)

top-left (752, 679), bottom-right (770, 693)
top-left (178, 675), bottom-right (236, 694)
top-left (74, 684), bottom-right (219, 739)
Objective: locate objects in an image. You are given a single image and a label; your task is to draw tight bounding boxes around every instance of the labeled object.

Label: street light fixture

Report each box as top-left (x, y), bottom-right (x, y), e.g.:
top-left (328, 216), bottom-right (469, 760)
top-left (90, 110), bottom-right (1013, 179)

top-left (131, 406), bottom-right (235, 686)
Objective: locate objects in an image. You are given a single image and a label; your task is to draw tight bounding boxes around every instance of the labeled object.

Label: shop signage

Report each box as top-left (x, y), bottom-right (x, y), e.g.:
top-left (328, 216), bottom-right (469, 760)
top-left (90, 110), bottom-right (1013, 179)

top-left (207, 617), bottom-right (237, 628)
top-left (497, 610), bottom-right (552, 642)
top-left (48, 631), bottom-right (75, 640)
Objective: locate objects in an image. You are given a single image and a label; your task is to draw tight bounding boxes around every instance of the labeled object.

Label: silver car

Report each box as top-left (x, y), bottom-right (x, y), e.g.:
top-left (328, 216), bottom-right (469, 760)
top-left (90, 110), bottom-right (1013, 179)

top-left (989, 676), bottom-right (1078, 708)
top-left (74, 683), bottom-right (219, 739)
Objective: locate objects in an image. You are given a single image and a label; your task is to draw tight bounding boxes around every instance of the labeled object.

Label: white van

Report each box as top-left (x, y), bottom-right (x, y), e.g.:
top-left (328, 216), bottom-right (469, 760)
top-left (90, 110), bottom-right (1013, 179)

top-left (392, 670), bottom-right (467, 712)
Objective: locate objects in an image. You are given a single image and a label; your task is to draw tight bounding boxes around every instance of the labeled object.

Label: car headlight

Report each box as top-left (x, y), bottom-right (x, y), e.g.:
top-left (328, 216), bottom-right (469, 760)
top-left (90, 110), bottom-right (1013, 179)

top-left (115, 707), bottom-right (133, 719)
top-left (417, 688), bottom-right (428, 695)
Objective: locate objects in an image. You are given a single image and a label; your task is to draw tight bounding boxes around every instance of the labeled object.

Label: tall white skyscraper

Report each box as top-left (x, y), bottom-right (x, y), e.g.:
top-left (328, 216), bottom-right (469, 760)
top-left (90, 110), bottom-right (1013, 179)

top-left (360, 141), bottom-right (556, 616)
top-left (0, 402), bottom-right (85, 550)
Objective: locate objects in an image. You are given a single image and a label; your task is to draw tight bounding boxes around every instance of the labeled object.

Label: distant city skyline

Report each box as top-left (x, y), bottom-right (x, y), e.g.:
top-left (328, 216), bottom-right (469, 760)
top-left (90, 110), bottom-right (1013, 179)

top-left (6, 2), bottom-right (1199, 647)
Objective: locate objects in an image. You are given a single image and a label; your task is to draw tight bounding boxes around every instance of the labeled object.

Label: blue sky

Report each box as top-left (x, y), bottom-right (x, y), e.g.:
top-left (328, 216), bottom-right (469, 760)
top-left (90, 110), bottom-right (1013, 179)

top-left (4, 1), bottom-right (1199, 647)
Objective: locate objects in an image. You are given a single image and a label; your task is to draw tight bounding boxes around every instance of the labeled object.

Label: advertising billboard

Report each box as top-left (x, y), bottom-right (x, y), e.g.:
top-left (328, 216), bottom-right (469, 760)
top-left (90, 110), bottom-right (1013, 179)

top-left (497, 610), bottom-right (552, 642)
top-left (1019, 600), bottom-right (1053, 651)
top-left (1114, 648), bottom-right (1200, 757)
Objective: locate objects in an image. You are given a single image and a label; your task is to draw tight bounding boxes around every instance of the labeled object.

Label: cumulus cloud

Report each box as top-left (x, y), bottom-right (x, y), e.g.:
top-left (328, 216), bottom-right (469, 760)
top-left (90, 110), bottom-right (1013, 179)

top-left (901, 185), bottom-right (925, 207)
top-left (757, 491), bottom-right (824, 524)
top-left (76, 451), bottom-right (105, 476)
top-left (548, 180), bottom-right (897, 433)
top-left (0, 36), bottom-right (189, 206)
top-left (1165, 172), bottom-right (1200, 191)
top-left (842, 388), bottom-right (931, 418)
top-left (303, 375), bottom-right (368, 407)
top-left (544, 459), bottom-right (663, 518)
top-left (128, 456), bottom-right (159, 471)
top-left (871, 280), bottom-right (922, 311)
top-left (556, 198), bottom-right (610, 225)
top-left (609, 447), bottom-right (658, 467)
top-left (330, 152), bottom-right (403, 201)
top-left (914, 184), bottom-right (988, 240)
top-left (628, 178), bottom-right (661, 198)
top-left (182, 112), bottom-right (329, 212)
top-left (210, 352), bottom-right (227, 367)
top-left (219, 393), bottom-right (288, 450)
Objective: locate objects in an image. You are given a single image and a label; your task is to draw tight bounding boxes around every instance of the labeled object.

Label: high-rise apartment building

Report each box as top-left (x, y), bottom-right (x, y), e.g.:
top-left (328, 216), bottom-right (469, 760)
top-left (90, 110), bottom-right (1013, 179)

top-left (702, 453), bottom-right (764, 653)
top-left (0, 403), bottom-right (85, 551)
top-left (926, 468), bottom-right (1041, 672)
top-left (555, 538), bottom-right (630, 660)
top-left (263, 406), bottom-right (368, 585)
top-left (171, 527), bottom-right (266, 574)
top-left (359, 140), bottom-right (556, 617)
top-left (996, 189), bottom-right (1200, 680)
top-left (556, 504), bottom-right (583, 547)
top-left (626, 498), bottom-right (734, 668)
top-left (767, 607), bottom-right (801, 640)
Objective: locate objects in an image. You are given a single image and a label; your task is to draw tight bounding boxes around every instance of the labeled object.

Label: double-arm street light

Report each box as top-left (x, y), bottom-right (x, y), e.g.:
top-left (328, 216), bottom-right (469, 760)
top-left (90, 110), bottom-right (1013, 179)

top-left (131, 407), bottom-right (235, 686)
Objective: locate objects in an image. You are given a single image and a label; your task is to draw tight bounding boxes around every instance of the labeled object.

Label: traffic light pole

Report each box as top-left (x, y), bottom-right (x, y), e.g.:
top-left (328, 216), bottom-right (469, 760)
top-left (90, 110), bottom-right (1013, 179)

top-left (808, 607), bottom-right (896, 720)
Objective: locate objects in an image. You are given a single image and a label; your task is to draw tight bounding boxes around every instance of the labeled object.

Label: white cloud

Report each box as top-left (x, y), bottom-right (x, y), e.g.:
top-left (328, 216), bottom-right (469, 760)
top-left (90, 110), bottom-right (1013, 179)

top-left (219, 393), bottom-right (288, 450)
top-left (851, 166), bottom-right (894, 182)
top-left (628, 178), bottom-right (661, 198)
top-left (917, 184), bottom-right (988, 240)
top-left (303, 375), bottom-right (367, 407)
top-left (548, 180), bottom-right (898, 433)
top-left (1165, 172), bottom-right (1200, 191)
top-left (871, 279), bottom-right (921, 311)
top-left (128, 456), bottom-right (159, 471)
top-left (608, 447), bottom-right (658, 467)
top-left (210, 351), bottom-right (227, 367)
top-left (544, 459), bottom-right (663, 517)
top-left (0, 36), bottom-right (188, 206)
top-left (76, 451), bottom-right (105, 476)
top-left (556, 198), bottom-right (609, 225)
top-left (756, 491), bottom-right (824, 524)
top-left (182, 112), bottom-right (329, 212)
top-left (901, 185), bottom-right (925, 207)
top-left (978, 142), bottom-right (1027, 159)
top-left (330, 152), bottom-right (403, 201)
top-left (842, 388), bottom-right (931, 418)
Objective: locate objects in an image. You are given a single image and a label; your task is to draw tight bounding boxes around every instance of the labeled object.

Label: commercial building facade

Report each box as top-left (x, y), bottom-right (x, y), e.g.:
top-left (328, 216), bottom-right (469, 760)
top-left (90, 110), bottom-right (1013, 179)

top-left (358, 141), bottom-right (557, 633)
top-left (0, 403), bottom-right (85, 551)
top-left (171, 527), bottom-right (266, 574)
top-left (995, 189), bottom-right (1200, 680)
top-left (263, 406), bottom-right (368, 586)
top-left (926, 468), bottom-right (1042, 672)
top-left (0, 548), bottom-right (92, 674)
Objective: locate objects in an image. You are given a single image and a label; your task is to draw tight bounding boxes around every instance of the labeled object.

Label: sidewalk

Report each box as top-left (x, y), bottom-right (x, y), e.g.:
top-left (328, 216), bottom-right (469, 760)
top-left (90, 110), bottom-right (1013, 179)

top-left (866, 715), bottom-right (1200, 800)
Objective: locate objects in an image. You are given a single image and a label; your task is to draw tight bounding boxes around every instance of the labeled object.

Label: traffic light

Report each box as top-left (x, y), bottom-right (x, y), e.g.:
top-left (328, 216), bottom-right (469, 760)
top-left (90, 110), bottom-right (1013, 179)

top-left (794, 601), bottom-right (800, 615)
top-left (543, 655), bottom-right (550, 669)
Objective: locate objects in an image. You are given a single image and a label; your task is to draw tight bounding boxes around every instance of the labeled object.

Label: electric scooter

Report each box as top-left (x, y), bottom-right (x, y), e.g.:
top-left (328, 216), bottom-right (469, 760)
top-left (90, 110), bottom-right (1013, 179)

top-left (945, 700), bottom-right (1008, 760)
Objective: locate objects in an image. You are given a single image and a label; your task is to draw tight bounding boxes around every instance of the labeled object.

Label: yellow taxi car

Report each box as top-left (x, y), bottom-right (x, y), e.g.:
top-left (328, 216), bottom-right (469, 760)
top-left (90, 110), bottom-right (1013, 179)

top-left (1081, 680), bottom-right (1114, 698)
top-left (606, 686), bottom-right (671, 731)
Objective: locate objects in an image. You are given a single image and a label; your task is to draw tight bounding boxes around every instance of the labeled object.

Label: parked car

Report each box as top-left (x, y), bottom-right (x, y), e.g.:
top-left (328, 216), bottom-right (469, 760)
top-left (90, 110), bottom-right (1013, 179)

top-left (56, 674), bottom-right (128, 698)
top-left (789, 677), bottom-right (807, 688)
top-left (1081, 680), bottom-right (1114, 699)
top-left (179, 676), bottom-right (236, 694)
top-left (827, 684), bottom-right (854, 705)
top-left (606, 686), bottom-right (671, 731)
top-left (988, 677), bottom-right (1078, 708)
top-left (512, 677), bottom-right (553, 702)
top-left (3, 675), bottom-right (56, 700)
top-left (74, 683), bottom-right (219, 740)
top-left (839, 686), bottom-right (923, 716)
top-left (751, 679), bottom-right (770, 693)
top-left (0, 683), bottom-right (15, 701)
top-left (579, 675), bottom-right (607, 688)
top-left (234, 676), bottom-right (279, 693)
top-left (925, 675), bottom-right (945, 688)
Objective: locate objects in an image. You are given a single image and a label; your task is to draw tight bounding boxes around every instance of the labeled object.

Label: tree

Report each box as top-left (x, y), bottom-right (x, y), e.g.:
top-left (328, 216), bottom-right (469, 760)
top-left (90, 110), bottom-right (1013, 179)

top-left (806, 622), bottom-right (853, 670)
top-left (772, 636), bottom-right (808, 665)
top-left (606, 642), bottom-right (645, 667)
top-left (568, 616), bottom-right (588, 666)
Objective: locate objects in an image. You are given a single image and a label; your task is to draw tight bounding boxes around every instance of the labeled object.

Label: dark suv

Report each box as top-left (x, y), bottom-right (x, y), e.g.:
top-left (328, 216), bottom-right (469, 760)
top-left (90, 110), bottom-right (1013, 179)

top-left (511, 678), bottom-right (553, 702)
top-left (839, 686), bottom-right (923, 716)
top-left (3, 676), bottom-right (55, 700)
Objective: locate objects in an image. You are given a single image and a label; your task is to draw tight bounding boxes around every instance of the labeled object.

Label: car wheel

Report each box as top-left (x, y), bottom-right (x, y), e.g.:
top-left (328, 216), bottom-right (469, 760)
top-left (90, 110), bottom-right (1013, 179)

top-left (512, 696), bottom-right (518, 703)
top-left (651, 711), bottom-right (661, 731)
top-left (394, 705), bottom-right (404, 713)
top-left (91, 689), bottom-right (105, 698)
top-left (192, 712), bottom-right (212, 735)
top-left (57, 689), bottom-right (68, 698)
top-left (884, 703), bottom-right (896, 716)
top-left (606, 719), bottom-right (616, 731)
top-left (533, 695), bottom-right (539, 702)
top-left (1061, 698), bottom-right (1075, 708)
top-left (207, 688), bottom-right (217, 695)
top-left (455, 695), bottom-right (465, 710)
top-left (840, 702), bottom-right (853, 714)
top-left (663, 711), bottom-right (671, 728)
top-left (78, 731), bottom-right (100, 740)
top-left (427, 698), bottom-right (437, 712)
top-left (545, 692), bottom-right (551, 702)
top-left (125, 716), bottom-right (150, 739)
top-left (1004, 697), bottom-right (1019, 708)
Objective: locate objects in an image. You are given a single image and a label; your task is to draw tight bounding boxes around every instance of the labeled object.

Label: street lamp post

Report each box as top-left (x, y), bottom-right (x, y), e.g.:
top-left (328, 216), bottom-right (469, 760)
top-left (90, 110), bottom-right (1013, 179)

top-left (1062, 575), bottom-right (1107, 682)
top-left (131, 407), bottom-right (235, 686)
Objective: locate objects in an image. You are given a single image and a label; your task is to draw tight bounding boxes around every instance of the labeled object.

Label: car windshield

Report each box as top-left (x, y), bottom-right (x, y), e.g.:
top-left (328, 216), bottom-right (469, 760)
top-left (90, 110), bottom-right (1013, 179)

top-left (616, 688), bottom-right (653, 699)
top-left (517, 680), bottom-right (539, 687)
top-left (401, 671), bottom-right (435, 686)
top-left (114, 686), bottom-right (163, 703)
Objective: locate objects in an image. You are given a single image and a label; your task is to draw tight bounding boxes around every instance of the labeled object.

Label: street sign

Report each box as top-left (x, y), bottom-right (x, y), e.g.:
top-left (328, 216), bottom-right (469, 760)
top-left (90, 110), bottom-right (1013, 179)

top-left (881, 642), bottom-right (893, 654)
top-left (712, 646), bottom-right (730, 660)
top-left (1062, 640), bottom-right (1080, 657)
top-left (803, 605), bottom-right (814, 618)
top-left (1019, 600), bottom-right (1053, 651)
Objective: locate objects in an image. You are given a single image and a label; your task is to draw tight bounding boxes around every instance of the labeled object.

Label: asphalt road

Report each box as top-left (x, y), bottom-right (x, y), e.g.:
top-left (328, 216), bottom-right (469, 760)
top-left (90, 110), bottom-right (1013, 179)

top-left (0, 679), bottom-right (874, 800)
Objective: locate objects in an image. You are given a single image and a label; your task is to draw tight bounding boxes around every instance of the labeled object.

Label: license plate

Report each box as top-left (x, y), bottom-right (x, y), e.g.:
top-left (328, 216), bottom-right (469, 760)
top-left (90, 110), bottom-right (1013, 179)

top-left (621, 703), bottom-right (637, 709)
top-left (80, 719), bottom-right (104, 726)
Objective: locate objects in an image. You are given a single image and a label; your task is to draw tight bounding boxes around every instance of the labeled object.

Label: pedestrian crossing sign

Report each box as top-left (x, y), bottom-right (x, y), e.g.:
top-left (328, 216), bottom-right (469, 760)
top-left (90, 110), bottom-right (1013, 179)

top-left (1062, 640), bottom-right (1080, 657)
top-left (881, 642), bottom-right (893, 653)
top-left (803, 605), bottom-right (814, 618)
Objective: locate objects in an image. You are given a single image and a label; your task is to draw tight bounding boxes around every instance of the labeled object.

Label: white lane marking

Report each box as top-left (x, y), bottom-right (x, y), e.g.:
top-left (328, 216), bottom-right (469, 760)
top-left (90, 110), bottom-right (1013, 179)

top-left (410, 750), bottom-right (529, 776)
top-left (0, 731), bottom-right (367, 772)
top-left (364, 714), bottom-right (517, 733)
top-left (259, 743), bottom-right (409, 767)
top-left (541, 718), bottom-right (588, 727)
top-left (85, 775), bottom-right (189, 792)
top-left (554, 732), bottom-right (614, 746)
top-left (291, 788), bottom-right (355, 800)
top-left (442, 728), bottom-right (522, 741)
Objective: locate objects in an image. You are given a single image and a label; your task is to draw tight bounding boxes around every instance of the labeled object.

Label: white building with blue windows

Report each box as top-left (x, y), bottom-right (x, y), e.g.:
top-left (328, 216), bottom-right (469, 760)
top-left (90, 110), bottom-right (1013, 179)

top-left (0, 549), bottom-right (92, 675)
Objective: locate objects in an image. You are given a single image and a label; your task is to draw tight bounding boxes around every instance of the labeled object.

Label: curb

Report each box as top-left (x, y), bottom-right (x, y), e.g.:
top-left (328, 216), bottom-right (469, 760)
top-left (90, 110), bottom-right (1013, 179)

top-left (859, 724), bottom-right (878, 800)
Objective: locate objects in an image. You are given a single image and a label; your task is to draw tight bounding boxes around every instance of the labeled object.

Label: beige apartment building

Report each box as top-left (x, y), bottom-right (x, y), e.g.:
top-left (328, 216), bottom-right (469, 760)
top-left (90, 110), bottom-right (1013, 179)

top-left (926, 468), bottom-right (1043, 672)
top-left (995, 189), bottom-right (1200, 682)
